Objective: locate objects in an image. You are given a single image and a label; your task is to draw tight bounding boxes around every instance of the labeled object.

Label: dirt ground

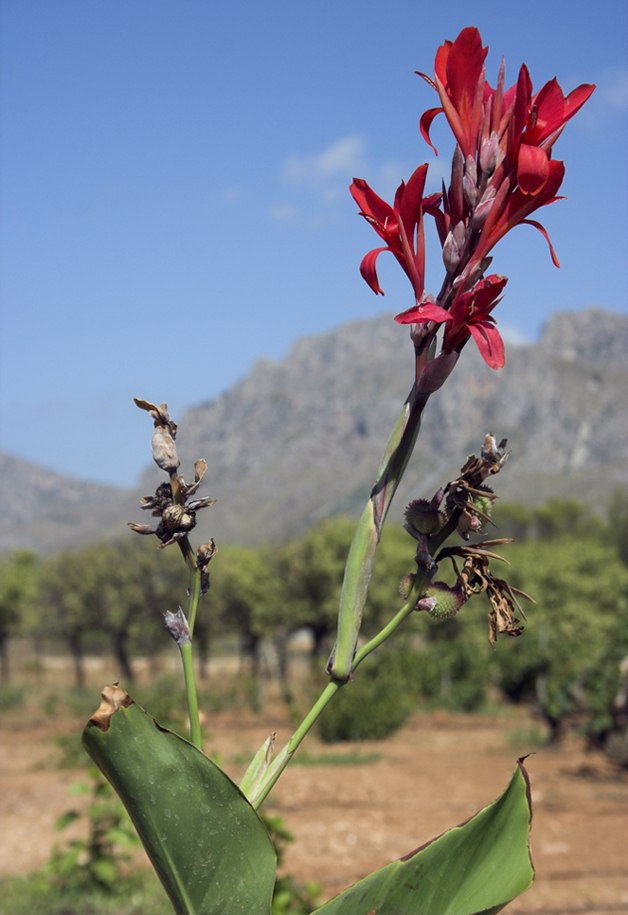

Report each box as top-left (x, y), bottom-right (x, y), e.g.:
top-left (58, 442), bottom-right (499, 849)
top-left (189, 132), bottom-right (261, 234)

top-left (1, 657), bottom-right (627, 914)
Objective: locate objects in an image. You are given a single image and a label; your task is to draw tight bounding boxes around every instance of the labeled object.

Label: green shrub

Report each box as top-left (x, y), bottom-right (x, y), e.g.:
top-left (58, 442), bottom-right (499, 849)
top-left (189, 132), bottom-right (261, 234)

top-left (317, 652), bottom-right (414, 742)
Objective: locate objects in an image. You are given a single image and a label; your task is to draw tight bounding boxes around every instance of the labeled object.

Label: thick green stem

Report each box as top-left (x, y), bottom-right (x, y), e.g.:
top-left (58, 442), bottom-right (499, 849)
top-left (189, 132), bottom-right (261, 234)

top-left (179, 641), bottom-right (202, 750)
top-left (252, 679), bottom-right (344, 809)
top-left (253, 570), bottom-right (429, 808)
top-left (328, 386), bottom-right (430, 680)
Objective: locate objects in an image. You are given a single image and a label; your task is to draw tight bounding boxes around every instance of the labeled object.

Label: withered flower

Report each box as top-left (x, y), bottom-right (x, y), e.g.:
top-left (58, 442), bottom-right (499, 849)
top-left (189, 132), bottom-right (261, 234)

top-left (164, 607), bottom-right (191, 645)
top-left (134, 399), bottom-right (180, 474)
top-left (436, 540), bottom-right (534, 647)
top-left (197, 539), bottom-right (217, 595)
top-left (129, 400), bottom-right (216, 549)
top-left (443, 434), bottom-right (508, 538)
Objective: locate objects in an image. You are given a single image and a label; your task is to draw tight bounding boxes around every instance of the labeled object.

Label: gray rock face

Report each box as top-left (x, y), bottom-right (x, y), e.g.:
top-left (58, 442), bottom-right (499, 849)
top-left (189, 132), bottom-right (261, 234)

top-left (2, 307), bottom-right (626, 553)
top-left (169, 306), bottom-right (628, 546)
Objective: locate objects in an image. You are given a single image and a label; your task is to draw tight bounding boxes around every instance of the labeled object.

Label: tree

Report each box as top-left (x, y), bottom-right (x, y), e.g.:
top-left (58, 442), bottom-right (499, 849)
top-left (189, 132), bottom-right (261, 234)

top-left (0, 550), bottom-right (40, 680)
top-left (490, 535), bottom-right (628, 742)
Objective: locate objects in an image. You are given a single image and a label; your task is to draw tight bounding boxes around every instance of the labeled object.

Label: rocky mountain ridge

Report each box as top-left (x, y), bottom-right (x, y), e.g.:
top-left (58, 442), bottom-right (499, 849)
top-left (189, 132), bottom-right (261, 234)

top-left (2, 306), bottom-right (626, 554)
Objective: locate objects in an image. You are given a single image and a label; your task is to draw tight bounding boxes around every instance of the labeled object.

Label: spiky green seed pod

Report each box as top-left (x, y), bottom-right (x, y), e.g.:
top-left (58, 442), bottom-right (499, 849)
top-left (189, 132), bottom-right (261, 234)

top-left (422, 582), bottom-right (464, 620)
top-left (405, 499), bottom-right (443, 535)
top-left (399, 573), bottom-right (416, 601)
top-left (472, 492), bottom-right (493, 518)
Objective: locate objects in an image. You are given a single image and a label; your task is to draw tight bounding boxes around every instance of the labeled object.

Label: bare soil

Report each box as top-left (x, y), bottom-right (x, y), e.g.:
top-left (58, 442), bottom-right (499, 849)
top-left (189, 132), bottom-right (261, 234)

top-left (1, 658), bottom-right (627, 914)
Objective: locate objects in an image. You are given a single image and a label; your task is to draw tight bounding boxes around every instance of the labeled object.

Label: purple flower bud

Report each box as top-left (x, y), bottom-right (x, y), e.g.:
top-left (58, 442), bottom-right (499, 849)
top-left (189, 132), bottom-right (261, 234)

top-left (471, 192), bottom-right (496, 229)
top-left (442, 230), bottom-right (460, 272)
top-left (417, 351), bottom-right (459, 394)
top-left (480, 134), bottom-right (499, 174)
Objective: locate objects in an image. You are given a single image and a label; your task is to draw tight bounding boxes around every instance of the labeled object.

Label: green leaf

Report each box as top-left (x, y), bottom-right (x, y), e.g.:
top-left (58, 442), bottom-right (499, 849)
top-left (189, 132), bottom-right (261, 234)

top-left (311, 760), bottom-right (533, 915)
top-left (82, 689), bottom-right (276, 915)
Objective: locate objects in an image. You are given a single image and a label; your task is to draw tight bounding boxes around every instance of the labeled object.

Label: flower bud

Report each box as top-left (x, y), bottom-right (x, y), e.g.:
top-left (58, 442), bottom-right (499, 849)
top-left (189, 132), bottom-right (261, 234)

top-left (442, 230), bottom-right (460, 273)
top-left (480, 134), bottom-right (499, 174)
top-left (471, 190), bottom-right (496, 229)
top-left (417, 351), bottom-right (459, 394)
top-left (463, 155), bottom-right (478, 208)
top-left (164, 607), bottom-right (191, 645)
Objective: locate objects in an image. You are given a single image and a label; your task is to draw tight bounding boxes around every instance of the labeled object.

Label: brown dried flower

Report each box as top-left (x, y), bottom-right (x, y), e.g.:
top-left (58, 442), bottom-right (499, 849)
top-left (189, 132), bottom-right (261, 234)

top-left (129, 402), bottom-right (215, 548)
top-left (436, 539), bottom-right (534, 647)
top-left (134, 399), bottom-right (180, 473)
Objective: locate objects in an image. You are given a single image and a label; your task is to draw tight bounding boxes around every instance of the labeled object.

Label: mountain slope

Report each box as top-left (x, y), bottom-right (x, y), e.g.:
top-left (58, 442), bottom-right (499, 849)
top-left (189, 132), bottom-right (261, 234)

top-left (2, 307), bottom-right (626, 553)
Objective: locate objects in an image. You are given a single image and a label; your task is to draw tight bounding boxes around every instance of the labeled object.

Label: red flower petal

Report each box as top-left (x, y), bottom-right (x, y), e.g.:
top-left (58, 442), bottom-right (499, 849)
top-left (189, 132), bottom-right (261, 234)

top-left (445, 27), bottom-right (487, 119)
top-left (359, 247), bottom-right (390, 295)
top-left (521, 218), bottom-right (561, 267)
top-left (419, 107), bottom-right (444, 154)
top-left (394, 302), bottom-right (453, 325)
top-left (469, 321), bottom-right (505, 369)
top-left (517, 144), bottom-right (550, 195)
top-left (350, 179), bottom-right (395, 228)
top-left (399, 165), bottom-right (429, 242)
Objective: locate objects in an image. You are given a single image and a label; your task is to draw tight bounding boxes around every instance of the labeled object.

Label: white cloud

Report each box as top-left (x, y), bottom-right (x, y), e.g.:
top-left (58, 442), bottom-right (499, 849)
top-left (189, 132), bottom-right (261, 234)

top-left (268, 203), bottom-right (299, 223)
top-left (282, 135), bottom-right (367, 186)
top-left (271, 134), bottom-right (449, 228)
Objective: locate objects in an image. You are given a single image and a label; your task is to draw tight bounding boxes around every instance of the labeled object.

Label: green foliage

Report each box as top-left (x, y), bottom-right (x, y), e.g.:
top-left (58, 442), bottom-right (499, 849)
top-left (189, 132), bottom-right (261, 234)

top-left (0, 682), bottom-right (26, 710)
top-left (0, 766), bottom-right (172, 915)
top-left (312, 762), bottom-right (534, 915)
top-left (316, 651), bottom-right (415, 742)
top-left (274, 517), bottom-right (356, 653)
top-left (401, 622), bottom-right (491, 712)
top-left (606, 487), bottom-right (628, 566)
top-left (0, 550), bottom-right (40, 675)
top-left (82, 696), bottom-right (277, 915)
top-left (490, 535), bottom-right (628, 741)
top-left (48, 768), bottom-right (141, 894)
top-left (0, 869), bottom-right (172, 915)
top-left (259, 814), bottom-right (321, 915)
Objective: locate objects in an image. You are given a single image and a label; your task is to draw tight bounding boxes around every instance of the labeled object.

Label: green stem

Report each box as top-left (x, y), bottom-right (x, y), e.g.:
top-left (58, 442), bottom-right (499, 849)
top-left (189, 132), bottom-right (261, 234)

top-left (253, 518), bottom-right (461, 805)
top-left (187, 567), bottom-right (202, 637)
top-left (179, 640), bottom-right (202, 750)
top-left (328, 386), bottom-right (429, 680)
top-left (353, 590), bottom-right (423, 671)
top-left (252, 679), bottom-right (344, 809)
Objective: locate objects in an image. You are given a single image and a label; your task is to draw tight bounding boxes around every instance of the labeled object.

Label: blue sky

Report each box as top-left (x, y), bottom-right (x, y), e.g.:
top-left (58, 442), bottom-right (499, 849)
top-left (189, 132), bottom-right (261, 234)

top-left (2, 0), bottom-right (626, 487)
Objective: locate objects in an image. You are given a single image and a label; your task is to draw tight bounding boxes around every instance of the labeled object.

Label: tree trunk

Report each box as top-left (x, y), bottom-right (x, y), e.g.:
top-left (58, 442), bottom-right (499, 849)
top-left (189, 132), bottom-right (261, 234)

top-left (68, 630), bottom-right (85, 689)
top-left (0, 634), bottom-right (9, 682)
top-left (112, 631), bottom-right (134, 682)
top-left (274, 627), bottom-right (290, 685)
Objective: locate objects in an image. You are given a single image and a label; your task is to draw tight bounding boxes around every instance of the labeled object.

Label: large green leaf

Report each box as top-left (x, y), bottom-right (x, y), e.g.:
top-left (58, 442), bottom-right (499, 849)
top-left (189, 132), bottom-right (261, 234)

top-left (311, 760), bottom-right (533, 915)
top-left (82, 686), bottom-right (276, 915)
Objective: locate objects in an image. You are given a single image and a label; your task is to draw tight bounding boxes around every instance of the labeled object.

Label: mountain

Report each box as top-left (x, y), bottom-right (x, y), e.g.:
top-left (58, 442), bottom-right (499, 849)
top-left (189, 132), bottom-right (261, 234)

top-left (0, 452), bottom-right (135, 554)
top-left (2, 307), bottom-right (627, 554)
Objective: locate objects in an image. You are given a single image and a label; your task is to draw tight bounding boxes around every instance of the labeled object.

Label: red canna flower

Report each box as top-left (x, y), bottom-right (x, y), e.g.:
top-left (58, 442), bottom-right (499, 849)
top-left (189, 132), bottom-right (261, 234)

top-left (349, 166), bottom-right (450, 323)
top-left (418, 27), bottom-right (488, 161)
top-left (417, 27), bottom-right (595, 276)
top-left (442, 274), bottom-right (508, 370)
